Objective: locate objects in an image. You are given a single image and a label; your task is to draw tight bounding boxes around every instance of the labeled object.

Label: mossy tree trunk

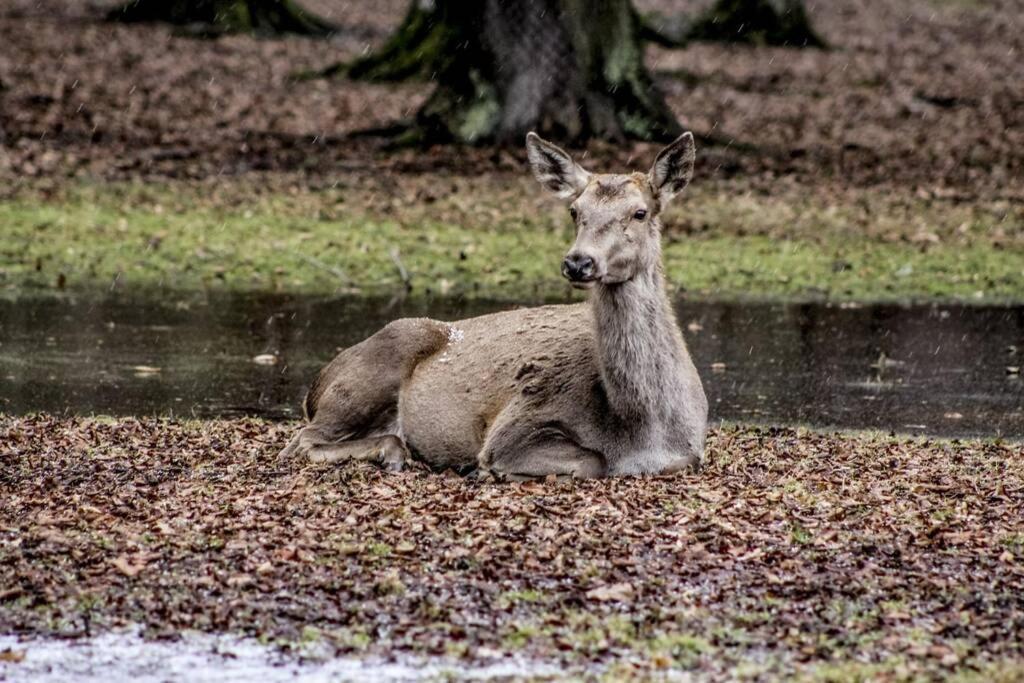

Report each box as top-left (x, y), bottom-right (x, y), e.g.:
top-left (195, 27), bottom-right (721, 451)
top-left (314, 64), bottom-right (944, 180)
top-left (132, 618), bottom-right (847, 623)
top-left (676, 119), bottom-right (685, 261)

top-left (348, 0), bottom-right (681, 144)
top-left (108, 0), bottom-right (335, 37)
top-left (647, 0), bottom-right (824, 48)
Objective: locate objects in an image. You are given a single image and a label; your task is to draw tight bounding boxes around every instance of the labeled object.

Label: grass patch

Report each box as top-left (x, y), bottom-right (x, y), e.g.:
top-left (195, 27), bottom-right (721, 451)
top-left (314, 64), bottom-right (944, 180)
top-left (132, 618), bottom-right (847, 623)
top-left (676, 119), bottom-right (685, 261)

top-left (0, 181), bottom-right (1021, 302)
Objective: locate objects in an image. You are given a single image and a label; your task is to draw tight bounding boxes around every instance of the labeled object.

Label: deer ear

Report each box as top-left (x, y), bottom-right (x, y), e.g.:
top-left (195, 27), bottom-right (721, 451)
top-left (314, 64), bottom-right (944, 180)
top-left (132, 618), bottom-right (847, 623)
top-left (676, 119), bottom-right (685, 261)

top-left (526, 132), bottom-right (590, 200)
top-left (649, 132), bottom-right (695, 207)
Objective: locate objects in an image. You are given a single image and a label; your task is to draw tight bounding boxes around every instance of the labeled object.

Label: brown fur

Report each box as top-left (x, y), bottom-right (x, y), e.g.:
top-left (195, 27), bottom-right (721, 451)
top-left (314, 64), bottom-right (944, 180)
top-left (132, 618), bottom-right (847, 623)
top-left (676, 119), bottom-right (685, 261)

top-left (281, 132), bottom-right (707, 478)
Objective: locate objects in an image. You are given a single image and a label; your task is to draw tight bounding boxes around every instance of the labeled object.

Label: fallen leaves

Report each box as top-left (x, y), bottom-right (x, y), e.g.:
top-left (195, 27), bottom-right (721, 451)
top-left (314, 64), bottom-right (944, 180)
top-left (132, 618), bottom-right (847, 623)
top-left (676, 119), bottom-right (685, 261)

top-left (2, 414), bottom-right (1023, 680)
top-left (585, 582), bottom-right (634, 602)
top-left (110, 554), bottom-right (151, 578)
top-left (226, 574), bottom-right (255, 588)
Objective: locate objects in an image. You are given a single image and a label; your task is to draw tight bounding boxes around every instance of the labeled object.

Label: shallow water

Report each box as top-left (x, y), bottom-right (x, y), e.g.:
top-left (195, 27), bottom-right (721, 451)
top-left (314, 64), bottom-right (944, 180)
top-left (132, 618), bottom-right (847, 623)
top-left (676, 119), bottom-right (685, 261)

top-left (0, 630), bottom-right (563, 682)
top-left (0, 292), bottom-right (1021, 438)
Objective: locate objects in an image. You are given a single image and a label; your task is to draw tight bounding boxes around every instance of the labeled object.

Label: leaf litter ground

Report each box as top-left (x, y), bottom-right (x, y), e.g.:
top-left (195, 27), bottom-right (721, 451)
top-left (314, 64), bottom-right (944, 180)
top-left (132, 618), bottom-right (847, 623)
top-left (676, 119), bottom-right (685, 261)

top-left (2, 415), bottom-right (1023, 680)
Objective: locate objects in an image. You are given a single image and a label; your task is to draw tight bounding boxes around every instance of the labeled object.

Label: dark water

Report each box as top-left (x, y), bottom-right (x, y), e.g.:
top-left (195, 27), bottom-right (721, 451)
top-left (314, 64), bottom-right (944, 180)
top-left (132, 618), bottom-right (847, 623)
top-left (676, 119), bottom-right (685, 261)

top-left (1, 292), bottom-right (1021, 438)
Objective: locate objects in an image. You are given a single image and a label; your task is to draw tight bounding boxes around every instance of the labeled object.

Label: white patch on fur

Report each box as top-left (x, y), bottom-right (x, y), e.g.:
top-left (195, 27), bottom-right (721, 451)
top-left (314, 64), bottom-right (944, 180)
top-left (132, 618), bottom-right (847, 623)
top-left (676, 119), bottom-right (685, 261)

top-left (437, 326), bottom-right (464, 364)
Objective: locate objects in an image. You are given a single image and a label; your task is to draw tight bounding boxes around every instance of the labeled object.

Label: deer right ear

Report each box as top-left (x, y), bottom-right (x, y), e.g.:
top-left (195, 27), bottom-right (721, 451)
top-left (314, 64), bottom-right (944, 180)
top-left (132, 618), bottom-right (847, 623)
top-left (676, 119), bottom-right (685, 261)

top-left (526, 132), bottom-right (590, 200)
top-left (649, 132), bottom-right (696, 208)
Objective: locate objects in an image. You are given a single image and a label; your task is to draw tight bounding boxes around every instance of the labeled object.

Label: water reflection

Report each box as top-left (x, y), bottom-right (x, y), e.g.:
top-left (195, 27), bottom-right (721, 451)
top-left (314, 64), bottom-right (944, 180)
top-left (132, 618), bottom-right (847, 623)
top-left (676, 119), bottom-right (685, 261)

top-left (1, 292), bottom-right (1021, 438)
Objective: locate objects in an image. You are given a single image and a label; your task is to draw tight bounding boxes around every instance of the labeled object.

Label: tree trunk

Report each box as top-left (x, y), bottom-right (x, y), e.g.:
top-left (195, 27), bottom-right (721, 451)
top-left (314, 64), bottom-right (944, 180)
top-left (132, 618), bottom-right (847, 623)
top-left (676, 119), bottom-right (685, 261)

top-left (347, 0), bottom-right (681, 144)
top-left (340, 2), bottom-right (457, 82)
top-left (684, 0), bottom-right (824, 48)
top-left (108, 0), bottom-right (335, 37)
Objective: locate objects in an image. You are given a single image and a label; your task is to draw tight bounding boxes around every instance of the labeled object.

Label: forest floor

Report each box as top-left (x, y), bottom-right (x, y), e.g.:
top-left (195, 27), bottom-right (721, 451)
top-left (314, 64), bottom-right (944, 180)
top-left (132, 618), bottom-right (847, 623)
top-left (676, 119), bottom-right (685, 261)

top-left (2, 2), bottom-right (1024, 681)
top-left (2, 414), bottom-right (1024, 681)
top-left (1, 0), bottom-right (1022, 302)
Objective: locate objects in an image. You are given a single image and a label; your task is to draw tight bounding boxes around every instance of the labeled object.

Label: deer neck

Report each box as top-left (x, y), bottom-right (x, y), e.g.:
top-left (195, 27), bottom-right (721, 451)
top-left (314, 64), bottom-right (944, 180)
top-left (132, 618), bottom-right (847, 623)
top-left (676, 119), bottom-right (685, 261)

top-left (591, 264), bottom-right (688, 424)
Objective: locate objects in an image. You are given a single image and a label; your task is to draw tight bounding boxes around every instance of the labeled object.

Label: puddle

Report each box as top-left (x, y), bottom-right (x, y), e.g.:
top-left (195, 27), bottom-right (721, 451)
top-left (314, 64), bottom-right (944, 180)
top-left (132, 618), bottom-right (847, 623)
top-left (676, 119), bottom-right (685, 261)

top-left (0, 292), bottom-right (1021, 438)
top-left (0, 630), bottom-right (563, 682)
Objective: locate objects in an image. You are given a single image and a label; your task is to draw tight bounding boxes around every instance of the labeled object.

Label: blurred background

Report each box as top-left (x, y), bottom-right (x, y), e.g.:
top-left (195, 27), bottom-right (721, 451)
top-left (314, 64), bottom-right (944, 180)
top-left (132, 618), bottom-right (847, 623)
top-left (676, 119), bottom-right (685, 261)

top-left (3, 0), bottom-right (1021, 192)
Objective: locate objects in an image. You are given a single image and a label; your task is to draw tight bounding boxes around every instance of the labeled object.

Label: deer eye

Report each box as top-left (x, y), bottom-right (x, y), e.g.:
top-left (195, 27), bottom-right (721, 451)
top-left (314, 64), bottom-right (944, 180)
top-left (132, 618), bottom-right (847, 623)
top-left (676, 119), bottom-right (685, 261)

top-left (633, 209), bottom-right (648, 221)
top-left (569, 206), bottom-right (578, 221)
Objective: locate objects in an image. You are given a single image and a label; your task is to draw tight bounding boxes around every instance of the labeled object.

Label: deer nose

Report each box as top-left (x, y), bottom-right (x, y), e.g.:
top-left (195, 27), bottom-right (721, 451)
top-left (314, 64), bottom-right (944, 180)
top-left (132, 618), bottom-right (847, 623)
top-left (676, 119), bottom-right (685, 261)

top-left (562, 253), bottom-right (596, 282)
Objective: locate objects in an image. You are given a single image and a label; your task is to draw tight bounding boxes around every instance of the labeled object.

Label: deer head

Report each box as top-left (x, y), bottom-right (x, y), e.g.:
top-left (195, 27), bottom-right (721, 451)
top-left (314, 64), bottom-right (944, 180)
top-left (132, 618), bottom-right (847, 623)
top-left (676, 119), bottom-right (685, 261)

top-left (526, 132), bottom-right (695, 288)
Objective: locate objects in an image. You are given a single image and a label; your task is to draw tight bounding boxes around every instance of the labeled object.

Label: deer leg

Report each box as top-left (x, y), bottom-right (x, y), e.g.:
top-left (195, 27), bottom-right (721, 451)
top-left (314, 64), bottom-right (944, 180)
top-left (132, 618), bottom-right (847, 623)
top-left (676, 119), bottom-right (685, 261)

top-left (282, 424), bottom-right (411, 471)
top-left (499, 444), bottom-right (605, 480)
top-left (279, 318), bottom-right (448, 469)
top-left (477, 423), bottom-right (606, 480)
top-left (308, 435), bottom-right (411, 472)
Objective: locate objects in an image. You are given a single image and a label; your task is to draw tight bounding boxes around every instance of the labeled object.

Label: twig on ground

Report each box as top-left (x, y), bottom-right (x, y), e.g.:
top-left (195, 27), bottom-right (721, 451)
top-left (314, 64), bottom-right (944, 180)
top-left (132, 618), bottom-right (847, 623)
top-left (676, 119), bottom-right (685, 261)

top-left (296, 254), bottom-right (350, 285)
top-left (389, 247), bottom-right (411, 291)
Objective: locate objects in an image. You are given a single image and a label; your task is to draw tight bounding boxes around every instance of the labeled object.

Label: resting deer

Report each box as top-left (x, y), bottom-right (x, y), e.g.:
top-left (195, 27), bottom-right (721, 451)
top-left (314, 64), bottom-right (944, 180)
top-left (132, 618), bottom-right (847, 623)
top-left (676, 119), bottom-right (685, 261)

top-left (280, 132), bottom-right (708, 478)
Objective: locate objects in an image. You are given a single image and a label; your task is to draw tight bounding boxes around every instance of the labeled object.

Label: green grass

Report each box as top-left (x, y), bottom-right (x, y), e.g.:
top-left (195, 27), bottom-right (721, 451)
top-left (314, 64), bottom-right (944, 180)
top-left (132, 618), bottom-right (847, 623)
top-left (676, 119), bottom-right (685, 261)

top-left (1, 182), bottom-right (1021, 302)
top-left (0, 193), bottom-right (559, 299)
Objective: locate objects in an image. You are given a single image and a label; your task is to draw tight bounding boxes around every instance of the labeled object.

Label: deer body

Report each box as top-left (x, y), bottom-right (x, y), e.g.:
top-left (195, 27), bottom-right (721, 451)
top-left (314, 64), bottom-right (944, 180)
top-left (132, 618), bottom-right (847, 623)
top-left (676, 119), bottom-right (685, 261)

top-left (282, 133), bottom-right (708, 478)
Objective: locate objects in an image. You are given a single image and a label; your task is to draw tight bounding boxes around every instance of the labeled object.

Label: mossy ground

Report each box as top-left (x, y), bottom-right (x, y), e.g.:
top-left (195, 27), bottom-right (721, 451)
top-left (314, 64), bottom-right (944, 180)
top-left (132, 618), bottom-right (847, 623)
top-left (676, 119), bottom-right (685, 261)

top-left (2, 179), bottom-right (1021, 303)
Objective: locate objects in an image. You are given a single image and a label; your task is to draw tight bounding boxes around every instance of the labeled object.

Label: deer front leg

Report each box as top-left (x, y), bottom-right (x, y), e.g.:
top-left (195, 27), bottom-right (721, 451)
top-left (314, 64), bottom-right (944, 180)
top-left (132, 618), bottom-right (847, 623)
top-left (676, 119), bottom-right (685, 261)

top-left (309, 435), bottom-right (411, 471)
top-left (477, 422), bottom-right (606, 480)
top-left (281, 426), bottom-right (411, 471)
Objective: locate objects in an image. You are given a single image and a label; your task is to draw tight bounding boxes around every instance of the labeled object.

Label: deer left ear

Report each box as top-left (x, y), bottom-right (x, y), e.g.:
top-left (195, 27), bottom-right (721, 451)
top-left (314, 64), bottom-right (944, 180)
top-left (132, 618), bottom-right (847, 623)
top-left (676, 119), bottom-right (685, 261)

top-left (648, 132), bottom-right (695, 207)
top-left (526, 132), bottom-right (591, 200)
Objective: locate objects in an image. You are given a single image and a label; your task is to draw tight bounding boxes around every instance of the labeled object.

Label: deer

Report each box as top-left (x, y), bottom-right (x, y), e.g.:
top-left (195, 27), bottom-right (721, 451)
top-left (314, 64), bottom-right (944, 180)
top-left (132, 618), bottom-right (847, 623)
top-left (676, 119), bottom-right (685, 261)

top-left (279, 131), bottom-right (708, 479)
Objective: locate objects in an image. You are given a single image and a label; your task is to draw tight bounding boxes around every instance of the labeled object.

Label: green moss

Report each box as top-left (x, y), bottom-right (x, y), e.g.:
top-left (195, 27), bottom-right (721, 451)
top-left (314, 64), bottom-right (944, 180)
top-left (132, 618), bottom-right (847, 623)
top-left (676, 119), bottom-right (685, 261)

top-left (789, 522), bottom-right (813, 545)
top-left (497, 589), bottom-right (545, 608)
top-left (344, 2), bottom-right (452, 82)
top-left (648, 631), bottom-right (713, 666)
top-left (799, 658), bottom-right (916, 682)
top-left (501, 622), bottom-right (540, 649)
top-left (1001, 533), bottom-right (1024, 549)
top-left (669, 235), bottom-right (1024, 301)
top-left (327, 627), bottom-right (372, 652)
top-left (366, 542), bottom-right (392, 557)
top-left (950, 661), bottom-right (1024, 683)
top-left (1, 183), bottom-right (1021, 303)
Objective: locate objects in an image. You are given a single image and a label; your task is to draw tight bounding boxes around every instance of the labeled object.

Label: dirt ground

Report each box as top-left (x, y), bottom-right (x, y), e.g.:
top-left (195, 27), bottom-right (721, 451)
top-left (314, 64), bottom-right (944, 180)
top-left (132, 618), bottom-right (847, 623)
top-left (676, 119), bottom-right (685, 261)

top-left (2, 414), bottom-right (1023, 679)
top-left (1, 0), bottom-right (1022, 201)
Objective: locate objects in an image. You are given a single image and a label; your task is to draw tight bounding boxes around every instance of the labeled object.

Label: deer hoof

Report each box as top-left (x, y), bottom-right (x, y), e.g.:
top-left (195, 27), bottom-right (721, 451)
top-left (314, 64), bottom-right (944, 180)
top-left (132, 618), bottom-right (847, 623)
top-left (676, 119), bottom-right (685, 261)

top-left (382, 455), bottom-right (406, 472)
top-left (378, 437), bottom-right (411, 472)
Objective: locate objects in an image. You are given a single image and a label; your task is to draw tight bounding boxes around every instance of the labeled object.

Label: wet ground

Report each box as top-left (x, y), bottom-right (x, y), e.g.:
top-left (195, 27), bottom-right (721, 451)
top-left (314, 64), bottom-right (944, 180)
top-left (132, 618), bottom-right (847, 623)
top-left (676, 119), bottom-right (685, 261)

top-left (0, 630), bottom-right (559, 682)
top-left (1, 292), bottom-right (1021, 438)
